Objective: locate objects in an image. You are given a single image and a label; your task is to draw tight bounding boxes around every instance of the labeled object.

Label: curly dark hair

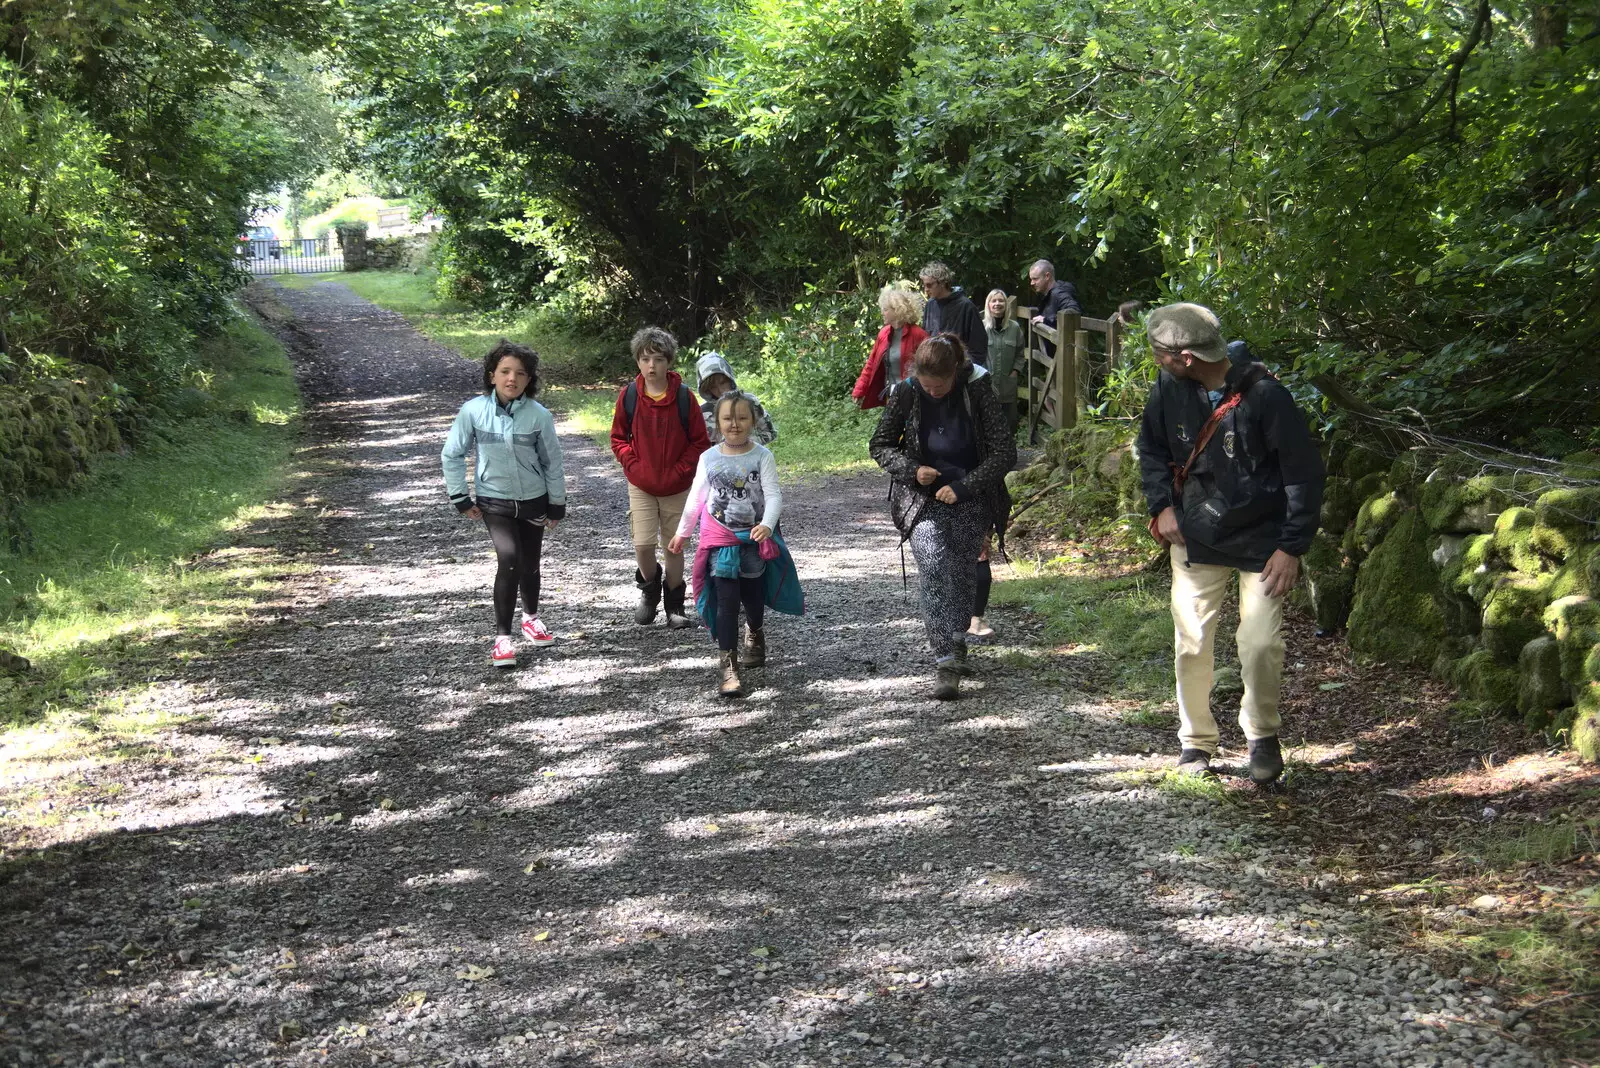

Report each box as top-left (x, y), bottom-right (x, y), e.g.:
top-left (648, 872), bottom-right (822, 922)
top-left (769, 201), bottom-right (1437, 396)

top-left (482, 339), bottom-right (539, 398)
top-left (911, 332), bottom-right (968, 378)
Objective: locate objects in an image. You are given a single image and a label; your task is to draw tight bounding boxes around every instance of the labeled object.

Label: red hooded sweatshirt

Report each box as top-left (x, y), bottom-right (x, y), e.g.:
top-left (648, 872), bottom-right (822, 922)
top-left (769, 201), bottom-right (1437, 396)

top-left (609, 371), bottom-right (710, 497)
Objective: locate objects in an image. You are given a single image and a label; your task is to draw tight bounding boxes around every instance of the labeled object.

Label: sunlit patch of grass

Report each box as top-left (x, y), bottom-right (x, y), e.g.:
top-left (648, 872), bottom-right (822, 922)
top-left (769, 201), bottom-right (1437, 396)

top-left (992, 561), bottom-right (1172, 700)
top-left (1119, 703), bottom-right (1174, 730)
top-left (542, 384), bottom-right (620, 445)
top-left (0, 308), bottom-right (306, 732)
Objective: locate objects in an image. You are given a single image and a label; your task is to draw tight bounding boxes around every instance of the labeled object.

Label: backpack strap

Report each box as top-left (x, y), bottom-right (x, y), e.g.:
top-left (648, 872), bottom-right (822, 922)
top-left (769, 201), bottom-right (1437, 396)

top-left (676, 384), bottom-right (694, 437)
top-left (622, 381), bottom-right (639, 441)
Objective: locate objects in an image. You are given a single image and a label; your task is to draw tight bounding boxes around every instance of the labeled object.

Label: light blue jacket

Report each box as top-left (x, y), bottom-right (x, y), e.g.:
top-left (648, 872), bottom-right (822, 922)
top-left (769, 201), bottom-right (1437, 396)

top-left (441, 393), bottom-right (567, 518)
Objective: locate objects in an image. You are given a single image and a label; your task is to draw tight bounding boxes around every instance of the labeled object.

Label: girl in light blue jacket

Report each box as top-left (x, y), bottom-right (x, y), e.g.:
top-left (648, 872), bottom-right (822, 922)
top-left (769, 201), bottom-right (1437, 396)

top-left (441, 340), bottom-right (567, 668)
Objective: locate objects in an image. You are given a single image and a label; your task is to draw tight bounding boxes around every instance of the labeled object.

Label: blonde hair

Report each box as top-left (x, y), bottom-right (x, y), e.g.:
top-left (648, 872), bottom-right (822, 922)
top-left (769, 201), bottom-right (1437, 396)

top-left (982, 289), bottom-right (1013, 331)
top-left (877, 281), bottom-right (924, 327)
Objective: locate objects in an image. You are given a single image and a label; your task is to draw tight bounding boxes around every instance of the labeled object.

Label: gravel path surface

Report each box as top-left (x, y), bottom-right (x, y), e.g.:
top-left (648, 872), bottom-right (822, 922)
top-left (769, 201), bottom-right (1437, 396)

top-left (0, 281), bottom-right (1557, 1068)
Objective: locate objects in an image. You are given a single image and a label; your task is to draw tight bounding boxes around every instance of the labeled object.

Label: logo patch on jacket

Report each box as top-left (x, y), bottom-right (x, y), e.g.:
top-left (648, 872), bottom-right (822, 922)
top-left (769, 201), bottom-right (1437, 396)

top-left (1176, 422), bottom-right (1189, 443)
top-left (1222, 429), bottom-right (1236, 458)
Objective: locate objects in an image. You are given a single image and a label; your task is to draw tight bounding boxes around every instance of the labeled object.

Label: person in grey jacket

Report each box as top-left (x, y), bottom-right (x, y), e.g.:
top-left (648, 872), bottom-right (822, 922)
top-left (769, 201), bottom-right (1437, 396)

top-left (694, 351), bottom-right (777, 446)
top-left (442, 340), bottom-right (568, 668)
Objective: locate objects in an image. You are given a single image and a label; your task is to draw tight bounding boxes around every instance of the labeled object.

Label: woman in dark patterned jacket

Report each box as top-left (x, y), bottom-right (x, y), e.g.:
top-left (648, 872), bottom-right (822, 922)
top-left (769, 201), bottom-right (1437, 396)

top-left (869, 333), bottom-right (1015, 700)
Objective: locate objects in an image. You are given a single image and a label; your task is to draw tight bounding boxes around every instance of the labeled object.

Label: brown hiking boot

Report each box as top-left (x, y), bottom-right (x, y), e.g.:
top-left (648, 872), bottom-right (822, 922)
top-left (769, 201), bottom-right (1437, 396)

top-left (932, 663), bottom-right (960, 701)
top-left (740, 626), bottom-right (766, 668)
top-left (719, 650), bottom-right (744, 699)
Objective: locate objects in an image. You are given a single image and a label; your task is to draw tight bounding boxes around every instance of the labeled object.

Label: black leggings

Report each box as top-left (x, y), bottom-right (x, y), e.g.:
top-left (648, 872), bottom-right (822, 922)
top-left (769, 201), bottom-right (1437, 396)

top-left (482, 512), bottom-right (544, 634)
top-left (714, 576), bottom-right (765, 651)
top-left (974, 559), bottom-right (993, 617)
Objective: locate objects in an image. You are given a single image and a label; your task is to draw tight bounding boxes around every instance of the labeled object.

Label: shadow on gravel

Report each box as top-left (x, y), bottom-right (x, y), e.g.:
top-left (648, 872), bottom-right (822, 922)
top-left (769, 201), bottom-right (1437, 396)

top-left (0, 279), bottom-right (1547, 1068)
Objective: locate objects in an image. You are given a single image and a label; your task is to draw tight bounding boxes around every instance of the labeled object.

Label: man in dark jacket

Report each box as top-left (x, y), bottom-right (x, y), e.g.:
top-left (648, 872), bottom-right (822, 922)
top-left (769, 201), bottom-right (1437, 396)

top-left (1027, 260), bottom-right (1081, 357)
top-left (918, 261), bottom-right (988, 365)
top-left (1136, 302), bottom-right (1324, 784)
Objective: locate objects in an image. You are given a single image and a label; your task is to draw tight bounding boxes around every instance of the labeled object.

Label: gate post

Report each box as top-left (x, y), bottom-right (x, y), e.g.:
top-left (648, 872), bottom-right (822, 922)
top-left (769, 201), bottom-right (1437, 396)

top-left (335, 223), bottom-right (369, 272)
top-left (1058, 312), bottom-right (1079, 429)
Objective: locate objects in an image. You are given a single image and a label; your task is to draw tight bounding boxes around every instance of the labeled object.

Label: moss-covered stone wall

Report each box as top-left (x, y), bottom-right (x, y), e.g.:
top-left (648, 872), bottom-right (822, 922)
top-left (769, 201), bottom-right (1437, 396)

top-left (1012, 423), bottom-right (1600, 762)
top-left (0, 368), bottom-right (122, 546)
top-left (1306, 442), bottom-right (1600, 760)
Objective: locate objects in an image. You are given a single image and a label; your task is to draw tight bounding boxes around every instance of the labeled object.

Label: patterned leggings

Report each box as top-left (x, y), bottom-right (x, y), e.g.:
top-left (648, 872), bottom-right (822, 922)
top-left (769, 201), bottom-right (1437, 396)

top-left (909, 497), bottom-right (988, 662)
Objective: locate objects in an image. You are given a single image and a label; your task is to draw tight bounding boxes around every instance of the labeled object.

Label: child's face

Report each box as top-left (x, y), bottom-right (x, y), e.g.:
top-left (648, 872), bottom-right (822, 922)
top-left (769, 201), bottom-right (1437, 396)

top-left (718, 398), bottom-right (755, 446)
top-left (987, 293), bottom-right (1007, 319)
top-left (703, 373), bottom-right (733, 398)
top-left (492, 356), bottom-right (531, 402)
top-left (637, 349), bottom-right (672, 385)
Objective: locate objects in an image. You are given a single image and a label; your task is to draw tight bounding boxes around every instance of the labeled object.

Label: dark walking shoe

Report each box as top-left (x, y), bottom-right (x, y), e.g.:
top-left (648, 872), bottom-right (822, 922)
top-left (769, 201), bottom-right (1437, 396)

top-left (952, 642), bottom-right (975, 677)
top-left (663, 581), bottom-right (692, 629)
top-left (933, 664), bottom-right (961, 701)
top-left (1248, 736), bottom-right (1284, 784)
top-left (1176, 748), bottom-right (1212, 775)
top-left (719, 650), bottom-right (744, 699)
top-left (740, 625), bottom-right (766, 668)
top-left (634, 568), bottom-right (662, 625)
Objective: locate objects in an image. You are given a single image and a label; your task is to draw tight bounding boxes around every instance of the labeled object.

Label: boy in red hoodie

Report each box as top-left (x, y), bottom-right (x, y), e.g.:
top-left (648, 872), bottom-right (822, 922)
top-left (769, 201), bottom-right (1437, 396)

top-left (610, 326), bottom-right (711, 627)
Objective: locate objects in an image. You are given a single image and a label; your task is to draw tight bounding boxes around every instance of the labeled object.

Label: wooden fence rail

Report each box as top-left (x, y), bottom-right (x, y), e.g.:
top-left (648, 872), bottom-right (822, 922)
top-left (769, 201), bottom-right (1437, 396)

top-left (1016, 307), bottom-right (1126, 444)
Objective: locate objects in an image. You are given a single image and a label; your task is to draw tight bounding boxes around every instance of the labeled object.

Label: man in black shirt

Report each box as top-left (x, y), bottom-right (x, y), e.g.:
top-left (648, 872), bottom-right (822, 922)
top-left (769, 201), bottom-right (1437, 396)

top-left (1136, 303), bottom-right (1324, 784)
top-left (1027, 260), bottom-right (1081, 356)
top-left (918, 261), bottom-right (988, 365)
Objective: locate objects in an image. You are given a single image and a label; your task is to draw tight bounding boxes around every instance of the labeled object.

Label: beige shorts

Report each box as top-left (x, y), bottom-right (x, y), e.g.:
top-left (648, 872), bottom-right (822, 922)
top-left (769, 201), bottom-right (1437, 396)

top-left (628, 484), bottom-right (690, 551)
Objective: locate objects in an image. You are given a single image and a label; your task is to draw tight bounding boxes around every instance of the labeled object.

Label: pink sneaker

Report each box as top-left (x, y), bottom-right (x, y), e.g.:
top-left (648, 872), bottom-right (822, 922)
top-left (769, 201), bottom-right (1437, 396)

top-left (521, 617), bottom-right (556, 646)
top-left (491, 636), bottom-right (516, 668)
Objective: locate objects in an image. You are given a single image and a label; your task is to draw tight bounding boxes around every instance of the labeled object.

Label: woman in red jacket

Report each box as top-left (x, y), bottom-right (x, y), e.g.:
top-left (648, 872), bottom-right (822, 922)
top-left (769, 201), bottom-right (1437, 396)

top-left (852, 282), bottom-right (928, 409)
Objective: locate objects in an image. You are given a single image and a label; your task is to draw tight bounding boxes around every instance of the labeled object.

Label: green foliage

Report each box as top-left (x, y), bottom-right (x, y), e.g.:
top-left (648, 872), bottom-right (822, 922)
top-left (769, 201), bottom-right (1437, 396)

top-left (337, 0), bottom-right (1597, 448)
top-left (1348, 510), bottom-right (1449, 666)
top-left (0, 0), bottom-right (341, 501)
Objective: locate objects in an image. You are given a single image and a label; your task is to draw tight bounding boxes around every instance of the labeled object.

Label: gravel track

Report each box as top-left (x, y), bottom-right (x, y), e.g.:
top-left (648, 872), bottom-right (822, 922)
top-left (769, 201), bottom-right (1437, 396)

top-left (0, 280), bottom-right (1557, 1068)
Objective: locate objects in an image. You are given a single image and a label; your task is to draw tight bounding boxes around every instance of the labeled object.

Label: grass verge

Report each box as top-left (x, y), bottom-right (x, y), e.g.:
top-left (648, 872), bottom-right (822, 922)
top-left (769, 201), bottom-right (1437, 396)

top-left (0, 306), bottom-right (306, 835)
top-left (990, 556), bottom-right (1174, 702)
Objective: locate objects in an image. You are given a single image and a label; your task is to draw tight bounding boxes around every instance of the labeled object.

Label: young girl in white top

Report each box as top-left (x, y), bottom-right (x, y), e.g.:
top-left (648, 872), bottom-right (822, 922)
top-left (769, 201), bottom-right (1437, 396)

top-left (669, 391), bottom-right (782, 698)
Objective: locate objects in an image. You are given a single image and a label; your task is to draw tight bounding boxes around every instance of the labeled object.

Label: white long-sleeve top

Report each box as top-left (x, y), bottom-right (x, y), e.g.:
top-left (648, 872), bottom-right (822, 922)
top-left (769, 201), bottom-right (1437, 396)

top-left (677, 442), bottom-right (782, 538)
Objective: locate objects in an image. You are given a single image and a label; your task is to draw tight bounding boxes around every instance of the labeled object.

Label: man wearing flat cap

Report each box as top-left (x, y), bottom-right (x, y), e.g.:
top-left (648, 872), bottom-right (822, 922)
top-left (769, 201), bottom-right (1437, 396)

top-left (1136, 302), bottom-right (1324, 784)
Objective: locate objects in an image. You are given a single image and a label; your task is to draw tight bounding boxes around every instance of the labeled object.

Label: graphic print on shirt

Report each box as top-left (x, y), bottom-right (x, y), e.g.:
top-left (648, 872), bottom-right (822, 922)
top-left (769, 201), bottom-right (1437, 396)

top-left (708, 465), bottom-right (763, 529)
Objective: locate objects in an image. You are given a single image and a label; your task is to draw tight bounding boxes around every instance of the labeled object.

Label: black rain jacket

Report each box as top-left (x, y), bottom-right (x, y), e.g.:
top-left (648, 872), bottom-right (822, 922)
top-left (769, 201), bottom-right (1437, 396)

top-left (1137, 361), bottom-right (1324, 572)
top-left (869, 365), bottom-right (1016, 547)
top-left (921, 288), bottom-right (989, 365)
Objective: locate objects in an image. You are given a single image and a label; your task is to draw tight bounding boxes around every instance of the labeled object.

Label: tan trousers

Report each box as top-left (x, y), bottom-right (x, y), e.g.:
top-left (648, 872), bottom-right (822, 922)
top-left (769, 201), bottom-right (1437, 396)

top-left (1170, 544), bottom-right (1286, 754)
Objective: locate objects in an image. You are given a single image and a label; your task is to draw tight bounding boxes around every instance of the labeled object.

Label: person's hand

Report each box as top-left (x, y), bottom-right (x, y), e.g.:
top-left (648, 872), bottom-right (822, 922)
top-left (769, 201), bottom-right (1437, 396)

top-left (935, 485), bottom-right (958, 505)
top-left (463, 505), bottom-right (482, 520)
top-left (1031, 314), bottom-right (1044, 325)
top-left (667, 534), bottom-right (686, 555)
top-left (751, 524), bottom-right (772, 543)
top-left (915, 465), bottom-right (940, 486)
top-left (1259, 549), bottom-right (1301, 598)
top-left (543, 518), bottom-right (560, 534)
top-left (1156, 506), bottom-right (1184, 546)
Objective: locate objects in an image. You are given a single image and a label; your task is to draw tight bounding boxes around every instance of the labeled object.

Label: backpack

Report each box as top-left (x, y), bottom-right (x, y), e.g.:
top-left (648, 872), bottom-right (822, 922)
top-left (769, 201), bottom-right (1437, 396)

top-left (621, 381), bottom-right (695, 442)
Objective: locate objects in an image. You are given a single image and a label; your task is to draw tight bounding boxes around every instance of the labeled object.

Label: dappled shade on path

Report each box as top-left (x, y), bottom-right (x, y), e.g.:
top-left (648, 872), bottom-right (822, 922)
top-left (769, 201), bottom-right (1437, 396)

top-left (0, 282), bottom-right (1553, 1068)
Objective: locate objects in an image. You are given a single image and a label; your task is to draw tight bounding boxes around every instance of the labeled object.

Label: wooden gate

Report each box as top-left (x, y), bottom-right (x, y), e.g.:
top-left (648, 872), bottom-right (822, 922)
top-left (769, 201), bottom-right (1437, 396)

top-left (1017, 309), bottom-right (1126, 443)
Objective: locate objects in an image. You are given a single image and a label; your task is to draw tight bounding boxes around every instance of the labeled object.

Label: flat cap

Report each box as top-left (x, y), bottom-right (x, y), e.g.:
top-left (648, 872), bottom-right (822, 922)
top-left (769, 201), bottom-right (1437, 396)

top-left (1147, 302), bottom-right (1227, 363)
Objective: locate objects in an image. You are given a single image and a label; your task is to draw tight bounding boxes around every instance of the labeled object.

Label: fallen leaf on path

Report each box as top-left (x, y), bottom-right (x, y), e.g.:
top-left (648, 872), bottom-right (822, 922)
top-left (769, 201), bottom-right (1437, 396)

top-left (749, 946), bottom-right (773, 958)
top-left (532, 930), bottom-right (551, 942)
top-left (1318, 682), bottom-right (1346, 691)
top-left (379, 798), bottom-right (397, 811)
top-left (705, 823), bottom-right (720, 833)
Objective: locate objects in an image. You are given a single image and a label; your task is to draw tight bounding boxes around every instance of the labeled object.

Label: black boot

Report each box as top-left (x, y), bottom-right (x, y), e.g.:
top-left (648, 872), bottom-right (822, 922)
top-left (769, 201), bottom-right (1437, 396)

top-left (663, 580), bottom-right (691, 629)
top-left (634, 568), bottom-right (662, 625)
top-left (1248, 736), bottom-right (1284, 784)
